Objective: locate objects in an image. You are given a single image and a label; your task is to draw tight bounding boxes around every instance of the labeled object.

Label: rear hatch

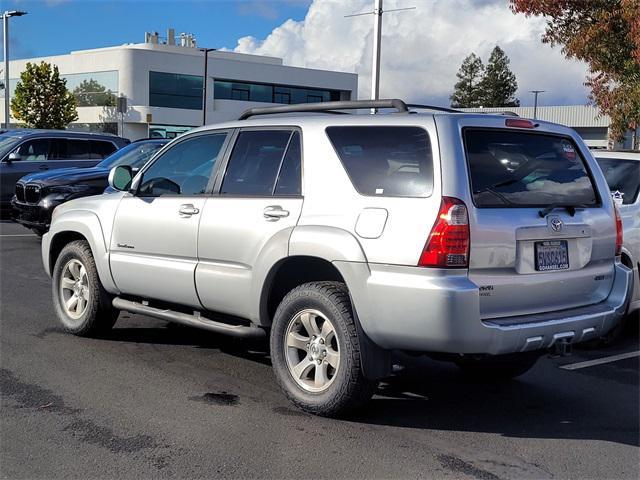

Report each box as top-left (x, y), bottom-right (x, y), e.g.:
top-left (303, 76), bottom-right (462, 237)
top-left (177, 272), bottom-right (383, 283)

top-left (462, 124), bottom-right (616, 319)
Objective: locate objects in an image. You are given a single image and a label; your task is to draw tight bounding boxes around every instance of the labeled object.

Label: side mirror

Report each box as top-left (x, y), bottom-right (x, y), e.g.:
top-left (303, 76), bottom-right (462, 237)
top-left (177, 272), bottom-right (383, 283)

top-left (108, 165), bottom-right (133, 191)
top-left (6, 152), bottom-right (21, 163)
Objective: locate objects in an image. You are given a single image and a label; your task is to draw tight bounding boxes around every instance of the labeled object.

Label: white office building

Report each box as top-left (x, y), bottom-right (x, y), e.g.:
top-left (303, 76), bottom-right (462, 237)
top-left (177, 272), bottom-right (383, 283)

top-left (0, 30), bottom-right (357, 140)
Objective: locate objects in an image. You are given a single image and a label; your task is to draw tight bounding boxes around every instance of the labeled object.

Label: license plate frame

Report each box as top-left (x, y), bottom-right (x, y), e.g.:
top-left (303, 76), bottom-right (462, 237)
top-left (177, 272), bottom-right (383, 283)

top-left (535, 240), bottom-right (569, 272)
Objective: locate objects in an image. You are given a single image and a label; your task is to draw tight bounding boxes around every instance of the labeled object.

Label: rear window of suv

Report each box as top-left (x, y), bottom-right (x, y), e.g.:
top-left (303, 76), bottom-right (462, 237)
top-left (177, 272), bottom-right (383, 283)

top-left (326, 126), bottom-right (433, 197)
top-left (595, 157), bottom-right (640, 205)
top-left (464, 129), bottom-right (599, 208)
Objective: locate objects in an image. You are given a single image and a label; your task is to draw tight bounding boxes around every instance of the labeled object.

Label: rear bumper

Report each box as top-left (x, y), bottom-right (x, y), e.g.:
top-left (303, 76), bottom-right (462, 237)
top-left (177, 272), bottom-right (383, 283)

top-left (338, 261), bottom-right (633, 355)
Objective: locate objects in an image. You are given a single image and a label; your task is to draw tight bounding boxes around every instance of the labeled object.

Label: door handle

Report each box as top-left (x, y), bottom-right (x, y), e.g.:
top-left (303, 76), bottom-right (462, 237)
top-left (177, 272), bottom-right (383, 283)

top-left (263, 205), bottom-right (290, 221)
top-left (178, 204), bottom-right (200, 217)
top-left (39, 165), bottom-right (49, 170)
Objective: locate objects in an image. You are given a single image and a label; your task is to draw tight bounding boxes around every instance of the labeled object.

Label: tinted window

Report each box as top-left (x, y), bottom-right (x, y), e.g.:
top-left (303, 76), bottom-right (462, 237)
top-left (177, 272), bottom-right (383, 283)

top-left (15, 139), bottom-right (51, 161)
top-left (326, 126), bottom-right (433, 197)
top-left (221, 130), bottom-right (292, 196)
top-left (51, 139), bottom-right (90, 160)
top-left (464, 130), bottom-right (598, 207)
top-left (275, 132), bottom-right (302, 196)
top-left (90, 140), bottom-right (117, 159)
top-left (149, 71), bottom-right (203, 110)
top-left (139, 134), bottom-right (227, 196)
top-left (595, 157), bottom-right (640, 205)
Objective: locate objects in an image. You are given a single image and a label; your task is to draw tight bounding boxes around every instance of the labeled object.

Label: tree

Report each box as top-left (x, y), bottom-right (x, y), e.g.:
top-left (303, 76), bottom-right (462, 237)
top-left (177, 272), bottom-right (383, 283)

top-left (73, 79), bottom-right (116, 107)
top-left (450, 53), bottom-right (484, 108)
top-left (510, 0), bottom-right (640, 146)
top-left (11, 62), bottom-right (78, 129)
top-left (478, 46), bottom-right (520, 107)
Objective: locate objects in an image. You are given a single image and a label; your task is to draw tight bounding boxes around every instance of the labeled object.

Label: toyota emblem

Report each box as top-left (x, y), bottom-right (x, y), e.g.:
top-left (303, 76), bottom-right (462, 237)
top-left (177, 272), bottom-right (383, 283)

top-left (550, 218), bottom-right (563, 232)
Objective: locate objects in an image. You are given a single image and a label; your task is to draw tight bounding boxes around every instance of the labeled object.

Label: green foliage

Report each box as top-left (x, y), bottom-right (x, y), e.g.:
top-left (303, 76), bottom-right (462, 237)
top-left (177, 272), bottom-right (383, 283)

top-left (478, 46), bottom-right (520, 107)
top-left (10, 62), bottom-right (78, 129)
top-left (450, 53), bottom-right (484, 108)
top-left (73, 79), bottom-right (116, 107)
top-left (451, 47), bottom-right (520, 108)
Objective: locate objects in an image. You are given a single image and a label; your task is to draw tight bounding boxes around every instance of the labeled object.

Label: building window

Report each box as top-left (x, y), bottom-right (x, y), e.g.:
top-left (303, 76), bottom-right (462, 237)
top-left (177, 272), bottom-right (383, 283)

top-left (149, 71), bottom-right (203, 110)
top-left (64, 71), bottom-right (118, 107)
top-left (214, 79), bottom-right (343, 104)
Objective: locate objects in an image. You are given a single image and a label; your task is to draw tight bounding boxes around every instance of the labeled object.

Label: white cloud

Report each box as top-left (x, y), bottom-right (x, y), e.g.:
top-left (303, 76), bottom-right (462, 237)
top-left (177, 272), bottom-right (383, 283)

top-left (232, 0), bottom-right (590, 107)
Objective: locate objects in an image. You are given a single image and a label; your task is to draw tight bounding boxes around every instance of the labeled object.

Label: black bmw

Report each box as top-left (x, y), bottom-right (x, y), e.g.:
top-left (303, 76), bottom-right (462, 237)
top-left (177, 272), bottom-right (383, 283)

top-left (11, 139), bottom-right (168, 235)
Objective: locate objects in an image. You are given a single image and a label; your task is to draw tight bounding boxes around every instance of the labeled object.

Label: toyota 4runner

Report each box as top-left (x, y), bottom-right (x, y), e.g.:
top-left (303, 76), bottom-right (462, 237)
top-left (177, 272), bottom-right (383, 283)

top-left (42, 100), bottom-right (633, 416)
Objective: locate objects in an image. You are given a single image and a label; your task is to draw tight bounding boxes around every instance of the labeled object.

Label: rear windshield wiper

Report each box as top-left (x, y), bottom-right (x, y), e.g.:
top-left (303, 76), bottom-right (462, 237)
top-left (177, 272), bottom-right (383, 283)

top-left (538, 203), bottom-right (589, 218)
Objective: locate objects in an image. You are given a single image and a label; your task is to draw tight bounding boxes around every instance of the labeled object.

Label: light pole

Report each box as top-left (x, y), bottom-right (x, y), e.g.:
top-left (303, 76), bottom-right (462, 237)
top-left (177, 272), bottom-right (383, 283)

top-left (530, 90), bottom-right (545, 120)
top-left (3, 10), bottom-right (27, 129)
top-left (200, 48), bottom-right (215, 126)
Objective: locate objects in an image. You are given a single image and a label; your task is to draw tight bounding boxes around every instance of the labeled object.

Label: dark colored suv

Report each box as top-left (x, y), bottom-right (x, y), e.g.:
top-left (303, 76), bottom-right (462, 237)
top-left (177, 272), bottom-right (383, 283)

top-left (0, 129), bottom-right (129, 212)
top-left (12, 139), bottom-right (168, 235)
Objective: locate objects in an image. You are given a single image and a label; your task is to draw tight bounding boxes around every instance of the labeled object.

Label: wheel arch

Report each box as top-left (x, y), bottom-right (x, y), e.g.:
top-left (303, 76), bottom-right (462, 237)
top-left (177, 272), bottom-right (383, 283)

top-left (44, 211), bottom-right (119, 294)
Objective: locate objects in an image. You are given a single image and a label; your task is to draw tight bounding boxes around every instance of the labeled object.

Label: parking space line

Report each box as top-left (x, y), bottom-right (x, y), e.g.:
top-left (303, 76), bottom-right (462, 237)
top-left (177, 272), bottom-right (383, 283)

top-left (560, 351), bottom-right (640, 370)
top-left (0, 234), bottom-right (37, 237)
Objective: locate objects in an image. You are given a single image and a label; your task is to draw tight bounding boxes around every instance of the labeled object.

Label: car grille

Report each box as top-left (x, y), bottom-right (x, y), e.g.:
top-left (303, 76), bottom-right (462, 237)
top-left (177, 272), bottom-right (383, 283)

top-left (15, 183), bottom-right (25, 202)
top-left (24, 184), bottom-right (41, 204)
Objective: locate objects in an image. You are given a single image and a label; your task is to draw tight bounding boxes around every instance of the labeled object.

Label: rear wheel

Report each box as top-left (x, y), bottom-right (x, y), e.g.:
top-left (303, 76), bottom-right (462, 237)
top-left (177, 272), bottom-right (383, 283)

top-left (270, 281), bottom-right (377, 417)
top-left (52, 240), bottom-right (118, 336)
top-left (455, 352), bottom-right (540, 380)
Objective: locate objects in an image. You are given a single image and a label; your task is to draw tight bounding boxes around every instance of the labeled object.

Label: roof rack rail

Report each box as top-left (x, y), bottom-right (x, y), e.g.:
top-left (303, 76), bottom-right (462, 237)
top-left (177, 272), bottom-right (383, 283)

top-left (406, 104), bottom-right (462, 113)
top-left (238, 99), bottom-right (409, 120)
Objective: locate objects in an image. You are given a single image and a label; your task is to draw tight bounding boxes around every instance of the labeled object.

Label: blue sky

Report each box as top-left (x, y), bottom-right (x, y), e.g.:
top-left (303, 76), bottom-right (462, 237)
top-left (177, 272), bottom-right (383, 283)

top-left (3, 0), bottom-right (310, 59)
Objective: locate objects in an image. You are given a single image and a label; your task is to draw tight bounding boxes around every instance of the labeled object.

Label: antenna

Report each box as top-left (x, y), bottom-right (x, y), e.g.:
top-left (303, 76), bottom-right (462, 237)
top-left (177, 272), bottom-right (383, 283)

top-left (346, 0), bottom-right (416, 113)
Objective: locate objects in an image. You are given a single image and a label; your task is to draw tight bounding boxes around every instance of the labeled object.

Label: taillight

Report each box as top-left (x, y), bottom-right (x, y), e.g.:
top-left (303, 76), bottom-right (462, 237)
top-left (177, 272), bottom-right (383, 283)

top-left (419, 197), bottom-right (470, 268)
top-left (505, 118), bottom-right (535, 129)
top-left (614, 205), bottom-right (623, 256)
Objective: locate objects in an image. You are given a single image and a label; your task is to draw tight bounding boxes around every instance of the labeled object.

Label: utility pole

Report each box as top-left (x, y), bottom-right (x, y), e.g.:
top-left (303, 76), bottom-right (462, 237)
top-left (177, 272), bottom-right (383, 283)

top-left (201, 48), bottom-right (215, 126)
top-left (2, 10), bottom-right (27, 129)
top-left (346, 1), bottom-right (415, 113)
top-left (530, 90), bottom-right (545, 120)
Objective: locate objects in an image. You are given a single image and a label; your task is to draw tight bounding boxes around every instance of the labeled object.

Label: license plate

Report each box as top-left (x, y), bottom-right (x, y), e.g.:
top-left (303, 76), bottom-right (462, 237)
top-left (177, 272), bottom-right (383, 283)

top-left (535, 240), bottom-right (569, 271)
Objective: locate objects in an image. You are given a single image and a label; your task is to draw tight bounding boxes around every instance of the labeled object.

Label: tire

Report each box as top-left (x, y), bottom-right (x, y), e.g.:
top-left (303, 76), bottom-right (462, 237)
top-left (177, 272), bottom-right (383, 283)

top-left (455, 352), bottom-right (540, 380)
top-left (270, 281), bottom-right (378, 417)
top-left (52, 240), bottom-right (118, 336)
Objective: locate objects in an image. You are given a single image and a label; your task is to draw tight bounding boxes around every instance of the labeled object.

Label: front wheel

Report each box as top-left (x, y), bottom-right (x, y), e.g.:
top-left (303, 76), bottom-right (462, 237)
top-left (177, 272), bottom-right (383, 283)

top-left (52, 240), bottom-right (118, 336)
top-left (270, 281), bottom-right (378, 417)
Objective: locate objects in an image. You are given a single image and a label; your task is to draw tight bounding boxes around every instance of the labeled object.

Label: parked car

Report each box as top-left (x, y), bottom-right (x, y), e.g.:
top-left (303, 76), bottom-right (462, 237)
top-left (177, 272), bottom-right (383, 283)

top-left (593, 150), bottom-right (640, 320)
top-left (0, 129), bottom-right (129, 213)
top-left (11, 139), bottom-right (168, 235)
top-left (41, 100), bottom-right (632, 416)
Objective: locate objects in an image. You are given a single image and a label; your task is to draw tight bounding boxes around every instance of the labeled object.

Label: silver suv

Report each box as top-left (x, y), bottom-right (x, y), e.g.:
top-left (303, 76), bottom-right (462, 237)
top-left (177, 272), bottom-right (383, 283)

top-left (42, 100), bottom-right (633, 416)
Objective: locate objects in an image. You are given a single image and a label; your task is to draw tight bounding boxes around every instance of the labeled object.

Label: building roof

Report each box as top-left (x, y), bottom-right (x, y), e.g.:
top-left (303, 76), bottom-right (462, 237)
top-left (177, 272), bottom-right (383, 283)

top-left (461, 105), bottom-right (610, 127)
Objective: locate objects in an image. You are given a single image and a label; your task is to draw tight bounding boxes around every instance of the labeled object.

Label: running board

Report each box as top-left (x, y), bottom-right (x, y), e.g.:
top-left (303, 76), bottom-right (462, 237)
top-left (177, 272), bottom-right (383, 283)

top-left (112, 297), bottom-right (266, 339)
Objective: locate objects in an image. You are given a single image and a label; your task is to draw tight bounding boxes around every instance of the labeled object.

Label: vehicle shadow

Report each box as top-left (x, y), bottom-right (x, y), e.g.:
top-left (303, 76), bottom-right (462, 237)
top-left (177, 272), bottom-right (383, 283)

top-left (104, 316), bottom-right (639, 448)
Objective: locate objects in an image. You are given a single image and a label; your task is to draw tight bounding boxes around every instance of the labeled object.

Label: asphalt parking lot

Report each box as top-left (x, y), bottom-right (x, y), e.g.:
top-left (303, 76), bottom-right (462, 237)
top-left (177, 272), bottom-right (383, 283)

top-left (1, 219), bottom-right (638, 480)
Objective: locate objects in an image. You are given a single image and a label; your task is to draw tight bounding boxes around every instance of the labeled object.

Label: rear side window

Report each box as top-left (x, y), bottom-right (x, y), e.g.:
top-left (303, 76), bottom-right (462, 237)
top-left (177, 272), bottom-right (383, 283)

top-left (464, 129), bottom-right (599, 207)
top-left (90, 140), bottom-right (117, 159)
top-left (221, 130), bottom-right (294, 196)
top-left (51, 139), bottom-right (90, 160)
top-left (595, 157), bottom-right (640, 205)
top-left (326, 126), bottom-right (433, 197)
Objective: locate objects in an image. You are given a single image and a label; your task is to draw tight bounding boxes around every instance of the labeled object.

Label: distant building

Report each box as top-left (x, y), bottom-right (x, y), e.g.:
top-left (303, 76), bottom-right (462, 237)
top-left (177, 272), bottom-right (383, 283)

top-left (461, 105), bottom-right (638, 150)
top-left (0, 29), bottom-right (357, 140)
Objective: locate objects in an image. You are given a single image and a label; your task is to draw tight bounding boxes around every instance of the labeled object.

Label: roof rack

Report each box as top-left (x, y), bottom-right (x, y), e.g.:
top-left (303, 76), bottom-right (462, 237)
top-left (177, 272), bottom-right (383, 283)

top-left (406, 104), bottom-right (462, 113)
top-left (238, 99), bottom-right (409, 120)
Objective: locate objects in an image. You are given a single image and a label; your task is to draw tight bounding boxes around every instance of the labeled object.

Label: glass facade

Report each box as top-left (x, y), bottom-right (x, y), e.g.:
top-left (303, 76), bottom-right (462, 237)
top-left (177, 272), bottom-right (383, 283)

top-left (1, 71), bottom-right (118, 107)
top-left (214, 80), bottom-right (343, 104)
top-left (64, 71), bottom-right (118, 106)
top-left (149, 71), bottom-right (203, 110)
